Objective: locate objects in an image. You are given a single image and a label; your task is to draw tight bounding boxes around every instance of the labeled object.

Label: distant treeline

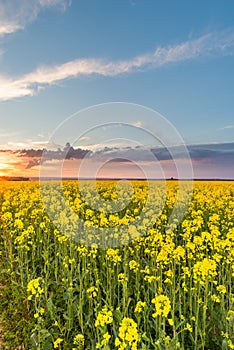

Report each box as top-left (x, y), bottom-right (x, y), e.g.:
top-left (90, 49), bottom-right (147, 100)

top-left (0, 176), bottom-right (29, 181)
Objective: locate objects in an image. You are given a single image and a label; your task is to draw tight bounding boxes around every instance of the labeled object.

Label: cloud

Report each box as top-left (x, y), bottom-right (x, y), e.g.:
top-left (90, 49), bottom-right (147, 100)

top-left (0, 0), bottom-right (71, 37)
top-left (17, 143), bottom-right (90, 169)
top-left (0, 23), bottom-right (22, 36)
top-left (108, 158), bottom-right (132, 163)
top-left (0, 129), bottom-right (20, 138)
top-left (0, 140), bottom-right (61, 151)
top-left (38, 132), bottom-right (51, 139)
top-left (25, 159), bottom-right (41, 169)
top-left (0, 141), bottom-right (234, 178)
top-left (86, 142), bottom-right (234, 165)
top-left (79, 136), bottom-right (91, 142)
top-left (220, 125), bottom-right (234, 130)
top-left (1, 29), bottom-right (234, 101)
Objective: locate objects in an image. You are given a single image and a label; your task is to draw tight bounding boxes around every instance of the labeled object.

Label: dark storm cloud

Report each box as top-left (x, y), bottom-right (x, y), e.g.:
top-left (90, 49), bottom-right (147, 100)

top-left (25, 159), bottom-right (41, 169)
top-left (0, 142), bottom-right (233, 174)
top-left (94, 142), bottom-right (234, 163)
top-left (14, 143), bottom-right (90, 169)
top-left (108, 158), bottom-right (132, 163)
top-left (187, 142), bottom-right (234, 162)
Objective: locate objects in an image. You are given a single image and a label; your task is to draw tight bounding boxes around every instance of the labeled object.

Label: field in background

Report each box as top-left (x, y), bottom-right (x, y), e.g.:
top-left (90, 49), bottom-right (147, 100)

top-left (0, 180), bottom-right (233, 349)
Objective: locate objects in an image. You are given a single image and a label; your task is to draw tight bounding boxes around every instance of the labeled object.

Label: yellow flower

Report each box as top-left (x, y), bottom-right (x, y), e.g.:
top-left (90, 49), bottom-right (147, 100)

top-left (193, 258), bottom-right (217, 282)
top-left (115, 317), bottom-right (139, 349)
top-left (144, 275), bottom-right (156, 283)
top-left (186, 323), bottom-right (192, 332)
top-left (152, 295), bottom-right (171, 318)
top-left (129, 260), bottom-right (140, 271)
top-left (173, 246), bottom-right (185, 261)
top-left (168, 318), bottom-right (174, 326)
top-left (118, 273), bottom-right (128, 283)
top-left (87, 286), bottom-right (98, 298)
top-left (14, 219), bottom-right (24, 230)
top-left (227, 340), bottom-right (234, 349)
top-left (134, 301), bottom-right (146, 313)
top-left (54, 338), bottom-right (63, 349)
top-left (96, 332), bottom-right (111, 348)
top-left (57, 235), bottom-right (69, 243)
top-left (73, 334), bottom-right (84, 348)
top-left (115, 338), bottom-right (121, 347)
top-left (103, 332), bottom-right (111, 343)
top-left (95, 306), bottom-right (113, 327)
top-left (217, 285), bottom-right (226, 294)
top-left (211, 294), bottom-right (221, 303)
top-left (106, 248), bottom-right (122, 264)
top-left (27, 278), bottom-right (43, 299)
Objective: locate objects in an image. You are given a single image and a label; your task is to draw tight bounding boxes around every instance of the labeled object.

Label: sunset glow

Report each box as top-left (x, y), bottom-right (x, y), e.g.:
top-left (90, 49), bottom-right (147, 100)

top-left (0, 161), bottom-right (8, 175)
top-left (0, 142), bottom-right (233, 179)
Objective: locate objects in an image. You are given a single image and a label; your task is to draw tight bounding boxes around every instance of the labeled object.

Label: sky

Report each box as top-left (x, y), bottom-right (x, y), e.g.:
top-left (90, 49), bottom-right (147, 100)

top-left (0, 0), bottom-right (233, 179)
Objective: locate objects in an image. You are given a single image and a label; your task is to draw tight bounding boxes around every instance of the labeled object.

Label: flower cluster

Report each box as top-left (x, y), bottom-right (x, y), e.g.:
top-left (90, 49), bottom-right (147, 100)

top-left (0, 180), bottom-right (233, 349)
top-left (95, 306), bottom-right (113, 327)
top-left (27, 278), bottom-right (43, 300)
top-left (115, 317), bottom-right (139, 350)
top-left (152, 295), bottom-right (171, 318)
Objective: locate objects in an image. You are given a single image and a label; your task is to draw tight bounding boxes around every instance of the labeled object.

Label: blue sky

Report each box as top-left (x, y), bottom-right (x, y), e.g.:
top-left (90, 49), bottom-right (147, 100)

top-left (0, 0), bottom-right (233, 178)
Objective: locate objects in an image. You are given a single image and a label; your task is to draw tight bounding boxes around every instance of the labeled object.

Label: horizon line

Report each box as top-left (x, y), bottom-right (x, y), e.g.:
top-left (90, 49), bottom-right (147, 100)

top-left (1, 176), bottom-right (234, 182)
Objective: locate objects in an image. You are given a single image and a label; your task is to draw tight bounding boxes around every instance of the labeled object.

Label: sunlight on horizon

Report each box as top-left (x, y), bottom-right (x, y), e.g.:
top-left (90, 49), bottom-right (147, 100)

top-left (0, 162), bottom-right (8, 175)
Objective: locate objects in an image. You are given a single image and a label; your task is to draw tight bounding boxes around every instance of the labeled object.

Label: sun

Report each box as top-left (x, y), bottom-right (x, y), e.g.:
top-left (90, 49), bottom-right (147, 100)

top-left (0, 162), bottom-right (8, 176)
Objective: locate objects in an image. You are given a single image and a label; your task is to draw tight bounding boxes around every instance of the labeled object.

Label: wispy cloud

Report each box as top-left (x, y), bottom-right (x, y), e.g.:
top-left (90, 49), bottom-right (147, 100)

top-left (0, 23), bottom-right (22, 37)
top-left (0, 140), bottom-right (59, 150)
top-left (79, 136), bottom-right (91, 142)
top-left (1, 29), bottom-right (234, 101)
top-left (220, 125), bottom-right (234, 130)
top-left (9, 140), bottom-right (61, 149)
top-left (0, 129), bottom-right (16, 137)
top-left (0, 0), bottom-right (71, 37)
